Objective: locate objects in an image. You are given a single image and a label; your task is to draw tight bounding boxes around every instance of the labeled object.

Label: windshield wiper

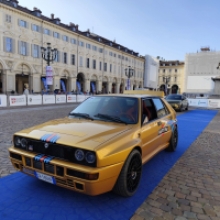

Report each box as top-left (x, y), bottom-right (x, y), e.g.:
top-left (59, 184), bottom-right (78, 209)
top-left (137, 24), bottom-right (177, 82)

top-left (69, 112), bottom-right (94, 120)
top-left (94, 113), bottom-right (127, 124)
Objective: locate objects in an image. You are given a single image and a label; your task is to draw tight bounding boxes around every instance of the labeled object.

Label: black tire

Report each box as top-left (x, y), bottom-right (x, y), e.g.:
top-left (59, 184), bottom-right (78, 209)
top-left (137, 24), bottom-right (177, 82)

top-left (113, 149), bottom-right (142, 197)
top-left (179, 105), bottom-right (183, 112)
top-left (166, 125), bottom-right (178, 152)
top-left (185, 104), bottom-right (188, 111)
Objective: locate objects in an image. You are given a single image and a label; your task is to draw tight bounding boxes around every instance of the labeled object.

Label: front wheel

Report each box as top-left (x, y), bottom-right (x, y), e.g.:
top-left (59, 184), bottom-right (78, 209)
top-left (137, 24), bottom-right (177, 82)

top-left (166, 125), bottom-right (178, 152)
top-left (113, 149), bottom-right (142, 197)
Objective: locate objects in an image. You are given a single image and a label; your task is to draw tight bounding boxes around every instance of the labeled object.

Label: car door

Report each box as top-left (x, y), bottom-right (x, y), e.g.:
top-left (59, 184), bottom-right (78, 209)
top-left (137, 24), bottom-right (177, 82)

top-left (140, 98), bottom-right (161, 163)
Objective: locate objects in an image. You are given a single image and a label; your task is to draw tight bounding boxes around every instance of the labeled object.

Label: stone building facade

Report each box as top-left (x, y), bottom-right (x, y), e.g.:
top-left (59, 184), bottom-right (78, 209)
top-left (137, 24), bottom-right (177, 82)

top-left (158, 60), bottom-right (185, 95)
top-left (184, 47), bottom-right (220, 97)
top-left (0, 0), bottom-right (144, 95)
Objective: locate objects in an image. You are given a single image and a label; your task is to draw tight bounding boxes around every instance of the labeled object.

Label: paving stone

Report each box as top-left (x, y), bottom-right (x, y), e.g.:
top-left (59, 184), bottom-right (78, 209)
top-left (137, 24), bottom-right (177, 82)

top-left (183, 211), bottom-right (197, 219)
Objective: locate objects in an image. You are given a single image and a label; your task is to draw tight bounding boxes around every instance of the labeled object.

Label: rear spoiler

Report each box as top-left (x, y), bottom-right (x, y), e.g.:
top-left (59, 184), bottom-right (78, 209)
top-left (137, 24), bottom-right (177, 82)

top-left (124, 90), bottom-right (165, 98)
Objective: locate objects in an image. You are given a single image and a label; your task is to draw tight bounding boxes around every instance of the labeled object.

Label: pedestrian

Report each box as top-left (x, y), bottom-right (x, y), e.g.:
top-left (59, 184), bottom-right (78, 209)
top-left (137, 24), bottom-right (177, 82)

top-left (23, 86), bottom-right (29, 96)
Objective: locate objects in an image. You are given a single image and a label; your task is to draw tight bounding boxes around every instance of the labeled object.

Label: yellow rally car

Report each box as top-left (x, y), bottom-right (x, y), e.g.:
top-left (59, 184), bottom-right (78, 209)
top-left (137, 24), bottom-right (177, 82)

top-left (9, 91), bottom-right (178, 197)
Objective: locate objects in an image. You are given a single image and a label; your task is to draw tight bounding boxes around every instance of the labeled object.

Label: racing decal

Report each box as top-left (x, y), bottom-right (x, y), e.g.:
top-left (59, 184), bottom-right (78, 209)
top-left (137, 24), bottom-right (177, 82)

top-left (34, 154), bottom-right (55, 164)
top-left (40, 133), bottom-right (60, 143)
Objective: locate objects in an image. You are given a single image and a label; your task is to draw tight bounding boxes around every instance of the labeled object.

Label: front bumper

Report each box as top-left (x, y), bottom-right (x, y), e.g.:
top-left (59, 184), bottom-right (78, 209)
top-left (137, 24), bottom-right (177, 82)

top-left (9, 147), bottom-right (124, 196)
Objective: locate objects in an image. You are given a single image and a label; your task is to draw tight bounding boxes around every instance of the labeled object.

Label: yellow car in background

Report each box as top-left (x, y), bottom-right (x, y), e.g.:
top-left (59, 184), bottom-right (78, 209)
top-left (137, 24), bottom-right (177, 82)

top-left (9, 92), bottom-right (178, 197)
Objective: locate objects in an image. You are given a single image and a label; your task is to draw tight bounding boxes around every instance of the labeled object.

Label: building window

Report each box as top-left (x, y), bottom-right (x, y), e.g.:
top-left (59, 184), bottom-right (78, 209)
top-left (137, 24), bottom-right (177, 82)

top-left (19, 20), bottom-right (27, 28)
top-left (99, 48), bottom-right (103, 53)
top-left (54, 51), bottom-right (59, 62)
top-left (5, 37), bottom-right (13, 52)
top-left (175, 77), bottom-right (177, 82)
top-left (63, 35), bottom-right (68, 42)
top-left (104, 63), bottom-right (107, 72)
top-left (19, 41), bottom-right (28, 55)
top-left (32, 24), bottom-right (40, 32)
top-left (79, 56), bottom-right (83, 67)
top-left (32, 44), bottom-right (40, 58)
top-left (118, 55), bottom-right (121, 59)
top-left (64, 52), bottom-right (67, 64)
top-left (92, 45), bottom-right (97, 51)
top-left (169, 69), bottom-right (172, 73)
top-left (87, 58), bottom-right (90, 68)
top-left (163, 69), bottom-right (165, 73)
top-left (44, 28), bottom-right (50, 35)
top-left (100, 62), bottom-right (102, 70)
top-left (110, 64), bottom-right (112, 73)
top-left (79, 41), bottom-right (84, 47)
top-left (175, 69), bottom-right (178, 73)
top-left (86, 43), bottom-right (91, 49)
top-left (53, 32), bottom-right (60, 38)
top-left (93, 60), bottom-right (96, 69)
top-left (71, 38), bottom-right (76, 44)
top-left (71, 54), bottom-right (75, 65)
top-left (6, 14), bottom-right (11, 23)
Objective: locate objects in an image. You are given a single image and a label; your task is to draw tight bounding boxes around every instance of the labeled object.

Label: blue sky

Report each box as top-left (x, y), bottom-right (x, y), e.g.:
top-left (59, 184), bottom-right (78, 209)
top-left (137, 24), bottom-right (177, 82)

top-left (18, 0), bottom-right (220, 61)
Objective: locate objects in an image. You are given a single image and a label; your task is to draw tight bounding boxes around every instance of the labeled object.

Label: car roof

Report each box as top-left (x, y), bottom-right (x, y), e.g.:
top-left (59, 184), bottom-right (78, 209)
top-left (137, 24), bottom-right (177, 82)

top-left (96, 94), bottom-right (162, 99)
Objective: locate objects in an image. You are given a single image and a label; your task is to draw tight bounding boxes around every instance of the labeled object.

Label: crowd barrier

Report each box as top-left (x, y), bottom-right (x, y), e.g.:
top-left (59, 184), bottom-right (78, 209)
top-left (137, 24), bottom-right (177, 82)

top-left (187, 98), bottom-right (220, 108)
top-left (0, 94), bottom-right (90, 108)
top-left (1, 95), bottom-right (220, 109)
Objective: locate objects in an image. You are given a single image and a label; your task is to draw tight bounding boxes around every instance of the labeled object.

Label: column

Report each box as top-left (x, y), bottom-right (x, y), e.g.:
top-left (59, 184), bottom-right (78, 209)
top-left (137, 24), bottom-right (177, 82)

top-left (70, 77), bottom-right (77, 92)
top-left (28, 73), bottom-right (33, 93)
top-left (53, 76), bottom-right (60, 91)
top-left (97, 81), bottom-right (102, 94)
top-left (108, 82), bottom-right (112, 93)
top-left (116, 83), bottom-right (120, 93)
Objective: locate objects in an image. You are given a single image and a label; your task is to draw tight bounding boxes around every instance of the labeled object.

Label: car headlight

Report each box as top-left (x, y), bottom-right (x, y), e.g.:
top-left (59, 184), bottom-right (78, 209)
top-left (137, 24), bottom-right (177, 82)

top-left (21, 138), bottom-right (28, 148)
top-left (14, 136), bottom-right (21, 146)
top-left (75, 149), bottom-right (85, 161)
top-left (85, 152), bottom-right (96, 164)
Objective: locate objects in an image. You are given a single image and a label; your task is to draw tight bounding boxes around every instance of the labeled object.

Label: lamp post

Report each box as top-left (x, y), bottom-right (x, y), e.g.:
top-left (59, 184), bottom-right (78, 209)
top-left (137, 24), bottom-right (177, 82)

top-left (125, 66), bottom-right (134, 90)
top-left (41, 43), bottom-right (57, 65)
top-left (216, 62), bottom-right (220, 70)
top-left (163, 76), bottom-right (170, 95)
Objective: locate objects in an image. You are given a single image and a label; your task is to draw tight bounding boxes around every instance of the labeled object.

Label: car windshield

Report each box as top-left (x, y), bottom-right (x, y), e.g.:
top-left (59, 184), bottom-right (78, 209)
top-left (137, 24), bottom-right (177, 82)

top-left (69, 96), bottom-right (139, 124)
top-left (166, 95), bottom-right (182, 100)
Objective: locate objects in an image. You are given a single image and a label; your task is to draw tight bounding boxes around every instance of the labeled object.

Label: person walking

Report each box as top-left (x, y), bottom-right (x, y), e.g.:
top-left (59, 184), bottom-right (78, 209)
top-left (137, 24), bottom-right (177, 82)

top-left (23, 86), bottom-right (29, 96)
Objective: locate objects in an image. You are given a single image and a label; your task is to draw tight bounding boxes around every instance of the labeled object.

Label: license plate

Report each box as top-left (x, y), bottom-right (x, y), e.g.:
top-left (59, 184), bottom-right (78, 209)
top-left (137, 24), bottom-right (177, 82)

top-left (34, 171), bottom-right (56, 184)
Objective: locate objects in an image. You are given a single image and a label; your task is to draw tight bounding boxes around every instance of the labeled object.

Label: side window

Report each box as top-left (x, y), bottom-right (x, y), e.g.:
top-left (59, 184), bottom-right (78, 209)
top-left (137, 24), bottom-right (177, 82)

top-left (142, 99), bottom-right (157, 124)
top-left (152, 98), bottom-right (167, 118)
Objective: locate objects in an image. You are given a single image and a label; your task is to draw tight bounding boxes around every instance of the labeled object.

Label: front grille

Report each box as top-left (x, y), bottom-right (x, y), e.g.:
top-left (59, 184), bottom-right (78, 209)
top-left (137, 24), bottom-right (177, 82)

top-left (56, 178), bottom-right (74, 188)
top-left (10, 152), bottom-right (22, 161)
top-left (33, 160), bottom-right (42, 170)
top-left (44, 163), bottom-right (54, 174)
top-left (14, 138), bottom-right (96, 167)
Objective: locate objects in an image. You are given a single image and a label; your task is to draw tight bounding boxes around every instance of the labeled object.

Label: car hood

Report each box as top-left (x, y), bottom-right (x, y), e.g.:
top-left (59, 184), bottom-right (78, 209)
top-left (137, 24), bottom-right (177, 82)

top-left (16, 118), bottom-right (133, 151)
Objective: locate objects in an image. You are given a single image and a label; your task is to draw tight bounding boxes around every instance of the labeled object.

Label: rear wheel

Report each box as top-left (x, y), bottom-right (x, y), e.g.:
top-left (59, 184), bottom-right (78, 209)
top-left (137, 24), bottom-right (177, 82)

top-left (185, 104), bottom-right (188, 111)
top-left (166, 126), bottom-right (178, 152)
top-left (113, 149), bottom-right (142, 197)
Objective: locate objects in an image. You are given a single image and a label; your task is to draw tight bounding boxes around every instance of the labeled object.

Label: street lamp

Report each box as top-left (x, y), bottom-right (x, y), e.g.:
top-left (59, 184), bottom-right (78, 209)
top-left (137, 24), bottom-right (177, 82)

top-left (125, 66), bottom-right (134, 90)
top-left (125, 66), bottom-right (134, 79)
top-left (163, 76), bottom-right (170, 95)
top-left (41, 43), bottom-right (57, 66)
top-left (216, 62), bottom-right (220, 69)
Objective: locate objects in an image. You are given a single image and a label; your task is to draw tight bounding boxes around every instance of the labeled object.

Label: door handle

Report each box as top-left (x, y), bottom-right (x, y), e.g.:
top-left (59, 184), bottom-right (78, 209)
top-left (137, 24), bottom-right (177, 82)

top-left (157, 121), bottom-right (162, 126)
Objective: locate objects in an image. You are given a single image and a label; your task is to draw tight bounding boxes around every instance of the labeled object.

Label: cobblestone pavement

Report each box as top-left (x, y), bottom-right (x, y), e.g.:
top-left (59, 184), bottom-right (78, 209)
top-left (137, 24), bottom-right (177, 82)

top-left (0, 104), bottom-right (76, 178)
top-left (131, 111), bottom-right (220, 220)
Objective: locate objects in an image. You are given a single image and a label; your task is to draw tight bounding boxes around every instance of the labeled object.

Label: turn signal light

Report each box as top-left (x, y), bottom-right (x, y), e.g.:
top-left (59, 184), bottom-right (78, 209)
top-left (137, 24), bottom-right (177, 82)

top-left (85, 173), bottom-right (99, 180)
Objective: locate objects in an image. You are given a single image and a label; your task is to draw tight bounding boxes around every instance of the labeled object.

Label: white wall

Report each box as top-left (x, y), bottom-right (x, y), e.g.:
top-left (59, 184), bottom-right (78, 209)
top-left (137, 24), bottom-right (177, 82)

top-left (187, 76), bottom-right (214, 90)
top-left (144, 55), bottom-right (159, 89)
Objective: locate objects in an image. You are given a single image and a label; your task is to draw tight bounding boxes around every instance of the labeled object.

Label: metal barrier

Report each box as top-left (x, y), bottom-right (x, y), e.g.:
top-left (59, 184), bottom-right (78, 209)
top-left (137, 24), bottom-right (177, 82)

top-left (0, 94), bottom-right (90, 108)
